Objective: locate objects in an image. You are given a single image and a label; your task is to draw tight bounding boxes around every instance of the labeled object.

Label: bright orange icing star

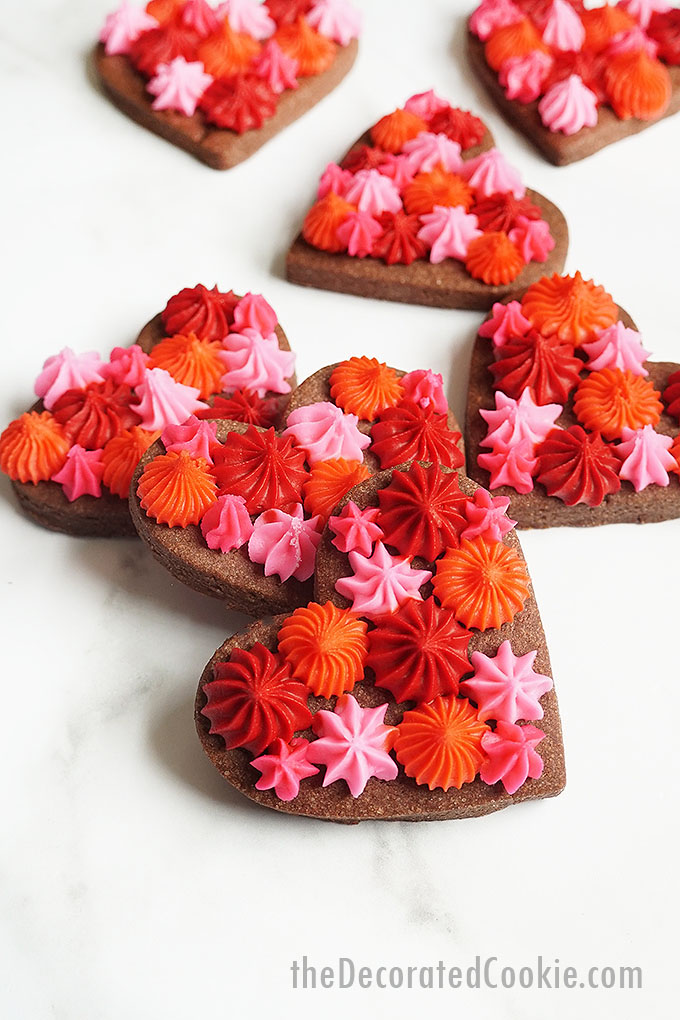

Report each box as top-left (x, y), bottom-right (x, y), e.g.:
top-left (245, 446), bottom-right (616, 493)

top-left (403, 169), bottom-right (474, 216)
top-left (198, 22), bottom-right (261, 78)
top-left (432, 537), bottom-right (530, 630)
top-left (465, 232), bottom-right (524, 286)
top-left (148, 332), bottom-right (226, 399)
top-left (604, 51), bottom-right (671, 121)
top-left (370, 108), bottom-right (428, 153)
top-left (101, 427), bottom-right (161, 498)
top-left (278, 602), bottom-right (369, 698)
top-left (275, 16), bottom-right (336, 76)
top-left (521, 272), bottom-right (618, 347)
top-left (394, 696), bottom-right (488, 791)
top-left (303, 458), bottom-right (370, 520)
top-left (581, 4), bottom-right (636, 52)
top-left (0, 411), bottom-right (69, 484)
top-left (573, 369), bottom-right (663, 441)
top-left (137, 450), bottom-right (217, 527)
top-left (484, 18), bottom-right (548, 72)
top-left (669, 434), bottom-right (680, 475)
top-left (303, 192), bottom-right (356, 253)
top-left (330, 357), bottom-right (404, 420)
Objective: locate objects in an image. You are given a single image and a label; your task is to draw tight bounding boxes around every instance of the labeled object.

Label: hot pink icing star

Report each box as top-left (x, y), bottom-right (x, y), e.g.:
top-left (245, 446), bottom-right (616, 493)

top-left (499, 51), bottom-right (553, 103)
top-left (619, 0), bottom-right (671, 30)
top-left (35, 347), bottom-right (106, 410)
top-left (508, 216), bottom-right (555, 263)
top-left (222, 0), bottom-right (276, 38)
top-left (478, 300), bottom-right (532, 348)
top-left (404, 89), bottom-right (450, 119)
top-left (201, 493), bottom-right (254, 552)
top-left (102, 345), bottom-right (150, 388)
top-left (401, 131), bottom-right (463, 174)
top-left (377, 153), bottom-right (415, 190)
top-left (477, 441), bottom-right (537, 494)
top-left (462, 149), bottom-right (525, 199)
top-left (461, 640), bottom-right (553, 724)
top-left (307, 0), bottom-right (362, 46)
top-left (480, 390), bottom-right (563, 452)
top-left (283, 402), bottom-right (370, 465)
top-left (539, 75), bottom-right (599, 135)
top-left (317, 162), bottom-right (353, 198)
top-left (480, 722), bottom-right (545, 795)
top-left (616, 425), bottom-right (675, 492)
top-left (251, 738), bottom-right (319, 801)
top-left (607, 25), bottom-right (659, 57)
top-left (182, 0), bottom-right (220, 36)
top-left (253, 39), bottom-right (299, 94)
top-left (335, 541), bottom-right (432, 619)
top-left (248, 504), bottom-right (323, 582)
top-left (232, 293), bottom-right (279, 335)
top-left (400, 369), bottom-right (448, 413)
top-left (221, 329), bottom-right (295, 396)
top-left (336, 210), bottom-right (383, 257)
top-left (344, 169), bottom-right (402, 216)
top-left (161, 415), bottom-right (219, 462)
top-left (329, 501), bottom-right (383, 556)
top-left (469, 0), bottom-right (523, 40)
top-left (147, 57), bottom-right (213, 116)
top-left (307, 694), bottom-right (398, 797)
top-left (51, 445), bottom-right (105, 501)
top-left (417, 206), bottom-right (483, 264)
top-left (99, 2), bottom-right (158, 56)
top-left (462, 488), bottom-right (516, 543)
top-left (133, 368), bottom-right (207, 431)
top-left (541, 0), bottom-right (586, 50)
top-left (581, 322), bottom-right (650, 377)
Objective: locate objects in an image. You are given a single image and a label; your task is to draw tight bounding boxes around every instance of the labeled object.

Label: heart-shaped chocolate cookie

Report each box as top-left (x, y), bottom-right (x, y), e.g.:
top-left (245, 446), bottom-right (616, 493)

top-left (465, 271), bottom-right (680, 527)
top-left (130, 357), bottom-right (465, 615)
top-left (195, 466), bottom-right (566, 822)
top-left (94, 0), bottom-right (360, 169)
top-left (286, 90), bottom-right (568, 309)
top-left (0, 284), bottom-right (296, 536)
top-left (467, 1), bottom-right (680, 166)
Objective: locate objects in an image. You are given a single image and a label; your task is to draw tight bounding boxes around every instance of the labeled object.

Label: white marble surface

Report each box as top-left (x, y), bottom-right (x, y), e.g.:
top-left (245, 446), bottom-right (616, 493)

top-left (1, 1), bottom-right (679, 1017)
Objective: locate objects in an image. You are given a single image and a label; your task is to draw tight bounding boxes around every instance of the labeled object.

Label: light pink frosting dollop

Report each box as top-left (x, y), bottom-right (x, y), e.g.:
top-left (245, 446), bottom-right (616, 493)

top-left (462, 148), bottom-right (525, 199)
top-left (335, 541), bottom-right (432, 619)
top-left (51, 445), bottom-right (105, 501)
top-left (307, 695), bottom-right (398, 798)
top-left (222, 0), bottom-right (276, 38)
top-left (162, 415), bottom-right (219, 462)
top-left (99, 2), bottom-right (158, 56)
top-left (232, 293), bottom-right (278, 335)
top-left (147, 56), bottom-right (214, 116)
top-left (401, 132), bottom-right (463, 174)
top-left (541, 0), bottom-right (586, 50)
top-left (133, 368), bottom-right (207, 431)
top-left (581, 321), bottom-right (650, 377)
top-left (499, 50), bottom-right (554, 103)
top-left (477, 441), bottom-right (537, 494)
top-left (317, 162), bottom-right (353, 198)
top-left (344, 169), bottom-right (402, 216)
top-left (469, 0), bottom-right (523, 40)
top-left (508, 215), bottom-right (555, 263)
top-left (400, 369), bottom-right (448, 413)
top-left (283, 401), bottom-right (370, 465)
top-left (404, 89), bottom-right (450, 120)
top-left (307, 0), bottom-right (362, 46)
top-left (35, 347), bottom-right (106, 410)
top-left (377, 153), bottom-right (415, 190)
top-left (251, 738), bottom-right (319, 801)
top-left (480, 390), bottom-right (562, 452)
top-left (329, 501), bottom-right (383, 556)
top-left (616, 425), bottom-right (675, 491)
top-left (221, 328), bottom-right (295, 396)
top-left (479, 300), bottom-right (532, 347)
top-left (102, 345), bottom-right (150, 388)
top-left (480, 721), bottom-right (545, 795)
top-left (462, 488), bottom-right (516, 543)
top-left (201, 493), bottom-right (254, 552)
top-left (418, 206), bottom-right (483, 264)
top-left (539, 74), bottom-right (599, 135)
top-left (461, 640), bottom-right (553, 724)
top-left (336, 210), bottom-right (382, 257)
top-left (253, 39), bottom-right (299, 93)
top-left (619, 0), bottom-right (671, 29)
top-left (248, 504), bottom-right (322, 582)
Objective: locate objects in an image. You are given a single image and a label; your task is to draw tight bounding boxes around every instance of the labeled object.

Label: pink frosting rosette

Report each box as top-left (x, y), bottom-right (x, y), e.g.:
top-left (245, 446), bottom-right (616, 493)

top-left (133, 368), bottom-right (207, 431)
top-left (221, 329), bottom-right (295, 396)
top-left (461, 149), bottom-right (525, 199)
top-left (401, 132), bottom-right (463, 174)
top-left (329, 501), bottom-right (383, 557)
top-left (478, 300), bottom-right (532, 347)
top-left (147, 57), bottom-right (213, 117)
top-left (307, 0), bottom-right (362, 46)
top-left (99, 2), bottom-right (158, 56)
top-left (335, 541), bottom-right (432, 619)
top-left (248, 504), bottom-right (323, 582)
top-left (417, 206), bottom-right (483, 263)
top-left (201, 493), bottom-right (254, 552)
top-left (582, 322), bottom-right (651, 377)
top-left (307, 695), bottom-right (398, 798)
top-left (283, 401), bottom-right (371, 464)
top-left (253, 40), bottom-right (299, 93)
top-left (161, 415), bottom-right (219, 463)
top-left (344, 169), bottom-right (402, 216)
top-left (539, 75), bottom-right (599, 135)
top-left (51, 446), bottom-right (105, 501)
top-left (35, 347), bottom-right (106, 410)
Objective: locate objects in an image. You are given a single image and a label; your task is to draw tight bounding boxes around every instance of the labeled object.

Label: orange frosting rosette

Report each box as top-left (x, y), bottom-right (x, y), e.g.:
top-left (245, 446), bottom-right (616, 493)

top-left (101, 427), bottom-right (161, 499)
top-left (403, 169), bottom-right (474, 216)
top-left (274, 16), bottom-right (336, 77)
top-left (573, 369), bottom-right (663, 441)
top-left (303, 192), bottom-right (355, 253)
top-left (465, 232), bottom-right (524, 286)
top-left (521, 272), bottom-right (618, 347)
top-left (148, 332), bottom-right (226, 399)
top-left (581, 4), bottom-right (636, 52)
top-left (198, 23), bottom-right (261, 78)
top-left (277, 602), bottom-right (369, 699)
top-left (303, 458), bottom-right (370, 520)
top-left (370, 109), bottom-right (427, 153)
top-left (330, 357), bottom-right (404, 420)
top-left (604, 51), bottom-right (671, 122)
top-left (432, 537), bottom-right (530, 630)
top-left (0, 411), bottom-right (69, 485)
top-left (137, 449), bottom-right (217, 527)
top-left (393, 696), bottom-right (488, 791)
top-left (484, 18), bottom-right (548, 72)
top-left (146, 0), bottom-right (184, 23)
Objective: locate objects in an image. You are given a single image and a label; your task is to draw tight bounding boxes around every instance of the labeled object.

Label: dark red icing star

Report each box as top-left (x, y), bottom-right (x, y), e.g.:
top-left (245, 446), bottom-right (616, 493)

top-left (199, 74), bottom-right (278, 133)
top-left (52, 381), bottom-right (138, 450)
top-left (211, 425), bottom-right (308, 513)
top-left (490, 330), bottom-right (583, 405)
top-left (340, 144), bottom-right (387, 173)
top-left (372, 210), bottom-right (426, 266)
top-left (162, 284), bottom-right (238, 341)
top-left (663, 369), bottom-right (680, 421)
top-left (648, 11), bottom-right (680, 66)
top-left (129, 23), bottom-right (200, 78)
top-left (264, 0), bottom-right (312, 27)
top-left (427, 107), bottom-right (486, 150)
top-left (367, 598), bottom-right (473, 704)
top-left (473, 191), bottom-right (542, 234)
top-left (370, 401), bottom-right (465, 471)
top-left (535, 426), bottom-right (621, 507)
top-left (377, 462), bottom-right (467, 560)
top-left (197, 390), bottom-right (279, 428)
top-left (201, 643), bottom-right (312, 756)
top-left (515, 0), bottom-right (585, 20)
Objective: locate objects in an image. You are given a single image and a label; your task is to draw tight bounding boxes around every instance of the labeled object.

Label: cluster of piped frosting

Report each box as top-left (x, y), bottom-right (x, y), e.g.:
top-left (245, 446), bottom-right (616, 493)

top-left (201, 466), bottom-right (553, 801)
top-left (301, 89), bottom-right (556, 283)
top-left (470, 1), bottom-right (678, 135)
top-left (476, 272), bottom-right (680, 503)
top-left (0, 284), bottom-right (294, 503)
top-left (99, 0), bottom-right (360, 130)
top-left (136, 357), bottom-right (464, 582)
